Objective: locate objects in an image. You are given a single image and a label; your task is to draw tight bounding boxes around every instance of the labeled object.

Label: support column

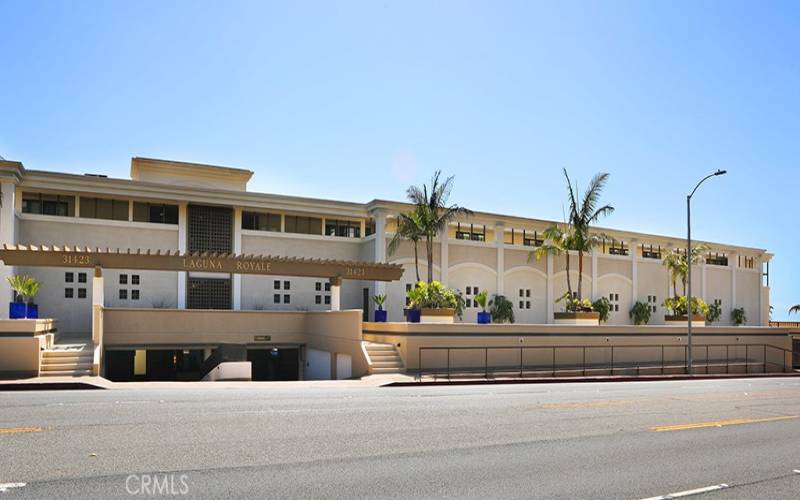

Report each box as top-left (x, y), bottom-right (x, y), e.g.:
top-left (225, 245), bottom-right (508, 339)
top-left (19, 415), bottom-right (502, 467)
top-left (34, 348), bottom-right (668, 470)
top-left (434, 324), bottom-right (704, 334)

top-left (591, 250), bottom-right (598, 301)
top-left (329, 277), bottom-right (342, 311)
top-left (232, 208), bottom-right (242, 310)
top-left (546, 253), bottom-right (554, 323)
top-left (701, 262), bottom-right (707, 301)
top-left (373, 211), bottom-right (387, 297)
top-left (495, 223), bottom-right (504, 297)
top-left (630, 240), bottom-right (638, 312)
top-left (440, 225), bottom-right (449, 287)
top-left (91, 266), bottom-right (105, 376)
top-left (177, 203), bottom-right (187, 309)
top-left (0, 182), bottom-right (17, 309)
top-left (730, 252), bottom-right (737, 309)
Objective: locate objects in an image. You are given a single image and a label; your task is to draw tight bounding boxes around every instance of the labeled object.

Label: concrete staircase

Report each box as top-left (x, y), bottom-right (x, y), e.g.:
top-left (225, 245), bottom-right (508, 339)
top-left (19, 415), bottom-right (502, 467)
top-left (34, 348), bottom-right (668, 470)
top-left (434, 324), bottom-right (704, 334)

top-left (41, 335), bottom-right (94, 377)
top-left (364, 342), bottom-right (405, 374)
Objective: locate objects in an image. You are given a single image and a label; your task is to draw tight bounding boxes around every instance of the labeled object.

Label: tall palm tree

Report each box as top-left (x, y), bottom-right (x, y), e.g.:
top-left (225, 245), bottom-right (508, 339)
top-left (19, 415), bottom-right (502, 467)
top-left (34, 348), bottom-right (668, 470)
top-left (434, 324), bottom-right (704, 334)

top-left (789, 305), bottom-right (800, 315)
top-left (532, 224), bottom-right (574, 300)
top-left (387, 208), bottom-right (425, 282)
top-left (562, 169), bottom-right (614, 300)
top-left (406, 171), bottom-right (472, 283)
top-left (662, 245), bottom-right (709, 297)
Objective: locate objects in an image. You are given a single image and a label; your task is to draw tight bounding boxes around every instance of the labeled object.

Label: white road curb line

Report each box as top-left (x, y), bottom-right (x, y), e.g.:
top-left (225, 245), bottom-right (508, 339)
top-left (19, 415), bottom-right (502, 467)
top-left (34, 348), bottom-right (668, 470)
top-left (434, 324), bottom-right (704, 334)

top-left (640, 483), bottom-right (729, 500)
top-left (0, 482), bottom-right (26, 493)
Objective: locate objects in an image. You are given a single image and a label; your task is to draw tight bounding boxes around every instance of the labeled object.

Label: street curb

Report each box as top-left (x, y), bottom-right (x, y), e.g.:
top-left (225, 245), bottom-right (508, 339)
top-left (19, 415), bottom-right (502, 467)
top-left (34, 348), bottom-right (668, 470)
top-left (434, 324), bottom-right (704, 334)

top-left (383, 372), bottom-right (800, 387)
top-left (0, 381), bottom-right (107, 391)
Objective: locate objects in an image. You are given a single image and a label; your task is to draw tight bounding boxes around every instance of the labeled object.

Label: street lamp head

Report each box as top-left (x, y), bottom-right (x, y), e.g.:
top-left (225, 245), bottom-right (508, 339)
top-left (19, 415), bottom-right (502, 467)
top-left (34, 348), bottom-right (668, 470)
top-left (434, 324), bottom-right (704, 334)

top-left (715, 169), bottom-right (727, 176)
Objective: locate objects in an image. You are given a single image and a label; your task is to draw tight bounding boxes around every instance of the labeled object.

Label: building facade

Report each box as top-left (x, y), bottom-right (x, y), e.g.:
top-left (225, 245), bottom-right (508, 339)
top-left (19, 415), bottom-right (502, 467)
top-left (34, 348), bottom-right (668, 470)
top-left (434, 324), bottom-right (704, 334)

top-left (0, 156), bottom-right (772, 336)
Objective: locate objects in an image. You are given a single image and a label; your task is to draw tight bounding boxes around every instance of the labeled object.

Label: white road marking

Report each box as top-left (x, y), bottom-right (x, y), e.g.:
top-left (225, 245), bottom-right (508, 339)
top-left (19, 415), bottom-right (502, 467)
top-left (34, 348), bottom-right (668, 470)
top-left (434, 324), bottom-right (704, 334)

top-left (793, 469), bottom-right (800, 474)
top-left (0, 482), bottom-right (26, 493)
top-left (640, 483), bottom-right (729, 500)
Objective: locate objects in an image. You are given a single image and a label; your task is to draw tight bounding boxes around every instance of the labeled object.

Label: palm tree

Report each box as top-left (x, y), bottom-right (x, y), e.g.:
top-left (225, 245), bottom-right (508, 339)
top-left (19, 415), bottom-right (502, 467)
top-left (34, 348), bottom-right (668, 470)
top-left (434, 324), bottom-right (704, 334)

top-left (561, 169), bottom-right (614, 300)
top-left (387, 208), bottom-right (425, 282)
top-left (406, 171), bottom-right (472, 283)
top-left (662, 245), bottom-right (709, 297)
top-left (789, 305), bottom-right (800, 315)
top-left (532, 224), bottom-right (574, 300)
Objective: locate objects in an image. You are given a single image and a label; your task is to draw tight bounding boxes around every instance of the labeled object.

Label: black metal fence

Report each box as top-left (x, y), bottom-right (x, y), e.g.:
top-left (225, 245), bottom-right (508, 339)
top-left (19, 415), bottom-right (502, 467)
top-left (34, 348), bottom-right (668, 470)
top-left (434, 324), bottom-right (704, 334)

top-left (417, 343), bottom-right (793, 381)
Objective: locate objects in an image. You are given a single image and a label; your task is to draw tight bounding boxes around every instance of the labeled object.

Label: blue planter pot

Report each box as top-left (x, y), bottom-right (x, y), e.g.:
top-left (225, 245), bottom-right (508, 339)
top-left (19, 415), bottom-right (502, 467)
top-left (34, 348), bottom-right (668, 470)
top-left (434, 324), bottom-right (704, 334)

top-left (25, 304), bottom-right (39, 319)
top-left (406, 309), bottom-right (421, 323)
top-left (9, 302), bottom-right (26, 319)
top-left (374, 309), bottom-right (387, 322)
top-left (477, 311), bottom-right (491, 324)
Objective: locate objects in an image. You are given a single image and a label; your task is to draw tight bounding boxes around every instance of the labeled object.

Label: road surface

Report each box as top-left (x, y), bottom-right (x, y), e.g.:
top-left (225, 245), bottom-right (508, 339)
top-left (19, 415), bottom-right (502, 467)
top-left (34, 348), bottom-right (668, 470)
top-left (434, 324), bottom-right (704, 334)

top-left (1, 377), bottom-right (799, 498)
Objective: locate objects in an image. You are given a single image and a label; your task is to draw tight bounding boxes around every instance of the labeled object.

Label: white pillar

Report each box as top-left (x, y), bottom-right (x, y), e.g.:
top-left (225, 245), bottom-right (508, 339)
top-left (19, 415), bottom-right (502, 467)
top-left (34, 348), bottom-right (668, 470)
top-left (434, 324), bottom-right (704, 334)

top-left (330, 277), bottom-right (341, 311)
top-left (177, 203), bottom-right (187, 309)
top-left (630, 240), bottom-right (638, 312)
top-left (232, 208), bottom-right (242, 310)
top-left (495, 223), bottom-right (504, 297)
top-left (92, 267), bottom-right (105, 308)
top-left (373, 211), bottom-right (387, 297)
top-left (91, 267), bottom-right (105, 374)
top-left (591, 249), bottom-right (598, 301)
top-left (0, 182), bottom-right (17, 308)
top-left (730, 253), bottom-right (737, 309)
top-left (440, 225), bottom-right (449, 287)
top-left (701, 262), bottom-right (707, 301)
top-left (546, 253), bottom-right (554, 323)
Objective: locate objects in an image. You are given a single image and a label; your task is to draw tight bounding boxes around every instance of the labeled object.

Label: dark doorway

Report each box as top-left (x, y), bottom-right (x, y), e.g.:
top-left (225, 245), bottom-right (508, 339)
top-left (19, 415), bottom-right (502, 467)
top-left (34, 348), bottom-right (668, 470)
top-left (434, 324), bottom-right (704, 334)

top-left (362, 287), bottom-right (370, 322)
top-left (247, 348), bottom-right (300, 381)
top-left (104, 350), bottom-right (135, 381)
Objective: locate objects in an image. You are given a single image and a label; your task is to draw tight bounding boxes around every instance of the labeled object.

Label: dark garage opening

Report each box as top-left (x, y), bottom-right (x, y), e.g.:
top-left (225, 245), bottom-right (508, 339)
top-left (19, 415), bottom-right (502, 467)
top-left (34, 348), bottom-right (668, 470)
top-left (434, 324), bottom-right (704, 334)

top-left (247, 348), bottom-right (300, 381)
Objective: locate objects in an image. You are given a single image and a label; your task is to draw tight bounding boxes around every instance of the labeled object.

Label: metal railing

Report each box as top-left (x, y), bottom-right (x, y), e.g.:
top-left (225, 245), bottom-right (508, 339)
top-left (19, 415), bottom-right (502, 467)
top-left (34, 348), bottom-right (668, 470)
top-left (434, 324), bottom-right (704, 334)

top-left (417, 343), bottom-right (794, 381)
top-left (770, 321), bottom-right (800, 328)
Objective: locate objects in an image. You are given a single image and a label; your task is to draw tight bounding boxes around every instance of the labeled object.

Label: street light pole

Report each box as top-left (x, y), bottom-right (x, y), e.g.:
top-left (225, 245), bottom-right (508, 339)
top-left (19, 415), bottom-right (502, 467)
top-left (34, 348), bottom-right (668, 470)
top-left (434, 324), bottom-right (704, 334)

top-left (686, 169), bottom-right (726, 374)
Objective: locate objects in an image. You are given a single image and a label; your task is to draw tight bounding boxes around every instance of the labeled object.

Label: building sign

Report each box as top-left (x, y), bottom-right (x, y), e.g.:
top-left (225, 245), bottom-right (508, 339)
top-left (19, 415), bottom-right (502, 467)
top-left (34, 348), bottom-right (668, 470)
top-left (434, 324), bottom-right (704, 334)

top-left (0, 245), bottom-right (403, 282)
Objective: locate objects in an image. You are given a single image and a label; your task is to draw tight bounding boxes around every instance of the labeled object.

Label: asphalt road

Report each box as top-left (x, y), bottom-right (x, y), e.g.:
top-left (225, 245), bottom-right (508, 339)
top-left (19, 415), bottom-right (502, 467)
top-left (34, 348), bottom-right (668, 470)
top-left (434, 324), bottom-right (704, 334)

top-left (1, 378), bottom-right (799, 499)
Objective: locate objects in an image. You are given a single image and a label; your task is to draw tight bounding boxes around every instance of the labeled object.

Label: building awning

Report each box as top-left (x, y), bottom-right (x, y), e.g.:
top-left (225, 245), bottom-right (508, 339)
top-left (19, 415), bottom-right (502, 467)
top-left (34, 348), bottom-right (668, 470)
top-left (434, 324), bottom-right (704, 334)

top-left (0, 244), bottom-right (403, 282)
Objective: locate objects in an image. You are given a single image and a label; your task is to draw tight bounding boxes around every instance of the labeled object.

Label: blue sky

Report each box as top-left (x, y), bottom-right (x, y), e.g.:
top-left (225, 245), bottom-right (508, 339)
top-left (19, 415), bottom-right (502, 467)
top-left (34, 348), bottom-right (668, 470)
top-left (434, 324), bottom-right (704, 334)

top-left (1, 1), bottom-right (798, 318)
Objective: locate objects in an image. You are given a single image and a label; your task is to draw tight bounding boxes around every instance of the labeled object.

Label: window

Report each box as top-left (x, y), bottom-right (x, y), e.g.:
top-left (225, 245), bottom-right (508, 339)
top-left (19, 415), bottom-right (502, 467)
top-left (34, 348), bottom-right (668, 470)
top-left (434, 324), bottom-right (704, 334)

top-left (608, 293), bottom-right (620, 312)
top-left (324, 282), bottom-right (331, 292)
top-left (707, 253), bottom-right (728, 266)
top-left (80, 197), bottom-right (129, 221)
top-left (132, 290), bottom-right (140, 300)
top-left (608, 241), bottom-right (629, 256)
top-left (315, 295), bottom-right (322, 304)
top-left (315, 282), bottom-right (322, 291)
top-left (518, 289), bottom-right (532, 309)
top-left (325, 219), bottom-right (361, 238)
top-left (324, 296), bottom-right (331, 305)
top-left (283, 281), bottom-right (290, 290)
top-left (463, 285), bottom-right (480, 308)
top-left (739, 256), bottom-right (755, 269)
top-left (273, 294), bottom-right (280, 304)
top-left (284, 215), bottom-right (322, 235)
top-left (647, 295), bottom-right (658, 313)
top-left (78, 273), bottom-right (87, 283)
top-left (78, 288), bottom-right (87, 299)
top-left (65, 272), bottom-right (74, 283)
top-left (131, 275), bottom-right (139, 285)
top-left (642, 245), bottom-right (662, 260)
top-left (22, 192), bottom-right (75, 217)
top-left (119, 289), bottom-right (127, 300)
top-left (65, 288), bottom-right (74, 298)
top-left (241, 211), bottom-right (281, 232)
top-left (455, 223), bottom-right (485, 242)
top-left (274, 280), bottom-right (281, 290)
top-left (120, 274), bottom-right (128, 285)
top-left (283, 294), bottom-right (290, 304)
top-left (133, 202), bottom-right (178, 224)
top-left (365, 219), bottom-right (376, 236)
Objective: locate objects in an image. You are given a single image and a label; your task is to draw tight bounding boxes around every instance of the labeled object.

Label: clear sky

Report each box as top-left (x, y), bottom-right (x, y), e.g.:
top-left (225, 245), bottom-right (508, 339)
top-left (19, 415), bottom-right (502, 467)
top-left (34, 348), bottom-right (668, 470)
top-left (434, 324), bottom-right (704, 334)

top-left (1, 1), bottom-right (798, 318)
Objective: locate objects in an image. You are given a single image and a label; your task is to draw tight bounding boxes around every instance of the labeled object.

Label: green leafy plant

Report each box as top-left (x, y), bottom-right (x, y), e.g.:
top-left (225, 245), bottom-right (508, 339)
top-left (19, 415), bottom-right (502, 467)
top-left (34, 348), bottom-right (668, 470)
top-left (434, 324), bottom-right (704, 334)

top-left (706, 302), bottom-right (722, 323)
top-left (488, 294), bottom-right (515, 324)
top-left (406, 280), bottom-right (464, 318)
top-left (592, 297), bottom-right (611, 323)
top-left (556, 292), bottom-right (593, 313)
top-left (372, 294), bottom-right (386, 311)
top-left (473, 291), bottom-right (488, 312)
top-left (6, 274), bottom-right (40, 304)
top-left (662, 245), bottom-right (709, 297)
top-left (629, 301), bottom-right (652, 325)
top-left (387, 208), bottom-right (425, 282)
top-left (662, 295), bottom-right (709, 317)
top-left (731, 307), bottom-right (747, 326)
top-left (405, 172), bottom-right (472, 283)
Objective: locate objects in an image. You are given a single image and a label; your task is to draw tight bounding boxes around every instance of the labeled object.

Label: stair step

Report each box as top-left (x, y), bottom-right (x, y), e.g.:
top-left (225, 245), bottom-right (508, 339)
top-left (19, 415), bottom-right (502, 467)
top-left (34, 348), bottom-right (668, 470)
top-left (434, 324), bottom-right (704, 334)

top-left (369, 352), bottom-right (400, 359)
top-left (365, 343), bottom-right (395, 350)
top-left (370, 367), bottom-right (404, 374)
top-left (40, 369), bottom-right (93, 377)
top-left (372, 362), bottom-right (403, 368)
top-left (44, 351), bottom-right (93, 358)
top-left (41, 362), bottom-right (93, 371)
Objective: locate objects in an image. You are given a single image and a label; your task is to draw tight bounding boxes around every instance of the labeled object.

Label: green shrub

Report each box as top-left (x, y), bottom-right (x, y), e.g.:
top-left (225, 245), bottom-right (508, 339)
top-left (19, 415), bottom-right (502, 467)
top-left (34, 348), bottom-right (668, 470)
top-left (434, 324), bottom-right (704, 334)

top-left (629, 301), bottom-right (651, 325)
top-left (372, 294), bottom-right (386, 311)
top-left (592, 297), bottom-right (611, 323)
top-left (731, 307), bottom-right (747, 325)
top-left (406, 281), bottom-right (464, 318)
top-left (474, 291), bottom-right (489, 312)
top-left (489, 294), bottom-right (515, 324)
top-left (662, 296), bottom-right (709, 317)
top-left (556, 292), bottom-right (593, 312)
top-left (706, 302), bottom-right (722, 323)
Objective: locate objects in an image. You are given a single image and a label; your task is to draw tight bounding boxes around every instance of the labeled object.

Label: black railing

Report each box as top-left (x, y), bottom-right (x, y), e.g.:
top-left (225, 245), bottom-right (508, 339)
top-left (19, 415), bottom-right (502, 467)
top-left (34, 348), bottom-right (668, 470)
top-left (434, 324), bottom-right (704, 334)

top-left (417, 344), bottom-right (793, 381)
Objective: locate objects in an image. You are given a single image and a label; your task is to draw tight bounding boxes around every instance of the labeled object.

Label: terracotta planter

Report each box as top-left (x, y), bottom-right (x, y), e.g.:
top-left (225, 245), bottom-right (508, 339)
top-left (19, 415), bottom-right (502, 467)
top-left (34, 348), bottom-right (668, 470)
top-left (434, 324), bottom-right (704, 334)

top-left (554, 311), bottom-right (600, 326)
top-left (664, 315), bottom-right (706, 327)
top-left (420, 308), bottom-right (455, 324)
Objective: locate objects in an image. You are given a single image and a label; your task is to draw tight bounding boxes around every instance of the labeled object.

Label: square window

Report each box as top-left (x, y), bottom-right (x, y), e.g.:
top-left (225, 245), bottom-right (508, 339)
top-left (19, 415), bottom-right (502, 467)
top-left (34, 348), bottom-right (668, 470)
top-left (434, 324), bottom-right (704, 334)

top-left (466, 299), bottom-right (472, 308)
top-left (273, 294), bottom-right (280, 303)
top-left (65, 288), bottom-right (74, 298)
top-left (132, 290), bottom-right (140, 300)
top-left (78, 288), bottom-right (86, 299)
top-left (119, 274), bottom-right (128, 285)
top-left (324, 296), bottom-right (331, 305)
top-left (519, 301), bottom-right (524, 309)
top-left (325, 282), bottom-right (331, 292)
top-left (274, 280), bottom-right (281, 290)
top-left (78, 273), bottom-right (87, 283)
top-left (614, 304), bottom-right (619, 312)
top-left (283, 294), bottom-right (290, 304)
top-left (132, 275), bottom-right (140, 285)
top-left (526, 289), bottom-right (531, 297)
top-left (65, 272), bottom-right (74, 283)
top-left (315, 282), bottom-right (322, 291)
top-left (609, 293), bottom-right (613, 300)
top-left (406, 283), bottom-right (412, 292)
top-left (519, 289), bottom-right (524, 297)
top-left (526, 301), bottom-right (531, 309)
top-left (466, 286), bottom-right (472, 295)
top-left (474, 286), bottom-right (479, 294)
top-left (315, 295), bottom-right (321, 304)
top-left (615, 294), bottom-right (619, 301)
top-left (284, 281), bottom-right (290, 290)
top-left (119, 289), bottom-right (127, 300)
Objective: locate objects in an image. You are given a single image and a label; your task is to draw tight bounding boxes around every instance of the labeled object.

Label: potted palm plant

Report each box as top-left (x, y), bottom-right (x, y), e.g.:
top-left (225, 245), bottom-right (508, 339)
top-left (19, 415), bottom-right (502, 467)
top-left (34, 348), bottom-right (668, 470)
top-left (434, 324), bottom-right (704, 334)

top-left (405, 285), bottom-right (423, 323)
top-left (7, 275), bottom-right (27, 319)
top-left (662, 295), bottom-right (708, 327)
top-left (474, 291), bottom-right (491, 324)
top-left (373, 294), bottom-right (387, 322)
